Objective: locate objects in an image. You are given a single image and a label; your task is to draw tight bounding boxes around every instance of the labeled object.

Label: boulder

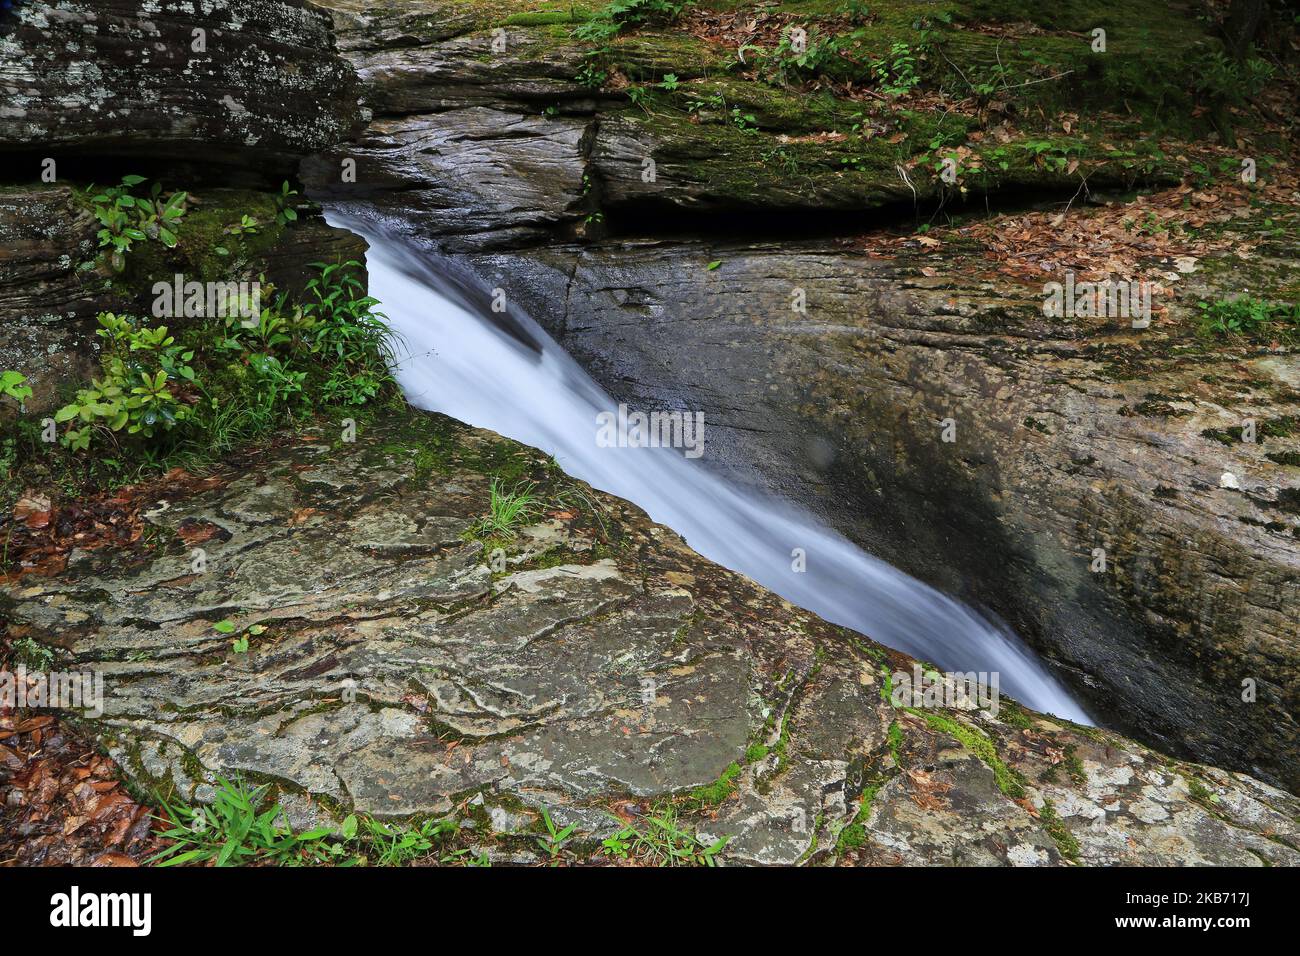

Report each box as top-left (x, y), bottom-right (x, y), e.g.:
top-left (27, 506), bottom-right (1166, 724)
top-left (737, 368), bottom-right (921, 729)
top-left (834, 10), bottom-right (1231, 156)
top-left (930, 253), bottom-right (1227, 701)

top-left (6, 409), bottom-right (1296, 865)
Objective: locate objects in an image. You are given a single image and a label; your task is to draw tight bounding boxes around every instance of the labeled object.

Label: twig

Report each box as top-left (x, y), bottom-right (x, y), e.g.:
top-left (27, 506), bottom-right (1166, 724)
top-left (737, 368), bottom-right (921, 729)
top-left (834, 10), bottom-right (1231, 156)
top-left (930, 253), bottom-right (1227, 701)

top-left (999, 70), bottom-right (1075, 90)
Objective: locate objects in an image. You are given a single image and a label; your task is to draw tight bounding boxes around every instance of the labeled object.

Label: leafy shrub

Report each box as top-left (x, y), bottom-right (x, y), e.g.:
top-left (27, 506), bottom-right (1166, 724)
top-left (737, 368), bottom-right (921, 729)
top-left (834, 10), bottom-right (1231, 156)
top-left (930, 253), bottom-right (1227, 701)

top-left (53, 313), bottom-right (197, 451)
top-left (1, 370), bottom-right (32, 405)
top-left (1194, 49), bottom-right (1275, 106)
top-left (757, 29), bottom-right (920, 95)
top-left (759, 28), bottom-right (859, 83)
top-left (301, 260), bottom-right (396, 406)
top-left (42, 260), bottom-right (394, 466)
top-left (87, 176), bottom-right (188, 272)
top-left (871, 41), bottom-right (921, 95)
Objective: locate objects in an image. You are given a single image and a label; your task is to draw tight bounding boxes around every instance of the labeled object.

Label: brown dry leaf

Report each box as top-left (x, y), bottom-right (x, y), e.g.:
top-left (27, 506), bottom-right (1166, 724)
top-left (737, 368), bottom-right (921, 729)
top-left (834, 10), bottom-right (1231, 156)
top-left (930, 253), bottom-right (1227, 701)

top-left (14, 494), bottom-right (52, 529)
top-left (176, 519), bottom-right (222, 544)
top-left (401, 693), bottom-right (430, 713)
top-left (905, 767), bottom-right (952, 811)
top-left (289, 507), bottom-right (319, 526)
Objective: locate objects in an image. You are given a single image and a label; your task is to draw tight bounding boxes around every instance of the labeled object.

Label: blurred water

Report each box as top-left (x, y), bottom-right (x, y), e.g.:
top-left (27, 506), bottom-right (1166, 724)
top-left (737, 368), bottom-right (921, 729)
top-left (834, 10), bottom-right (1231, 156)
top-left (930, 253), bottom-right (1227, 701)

top-left (330, 213), bottom-right (1092, 724)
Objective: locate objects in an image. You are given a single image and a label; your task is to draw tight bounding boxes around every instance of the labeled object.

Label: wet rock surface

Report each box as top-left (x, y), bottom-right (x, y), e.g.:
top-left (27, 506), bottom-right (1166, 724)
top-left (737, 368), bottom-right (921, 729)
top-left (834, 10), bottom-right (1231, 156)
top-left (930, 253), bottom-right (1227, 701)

top-left (0, 0), bottom-right (363, 171)
top-left (0, 0), bottom-right (370, 410)
top-left (5, 411), bottom-right (1298, 865)
top-left (295, 1), bottom-right (1300, 791)
top-left (451, 235), bottom-right (1300, 793)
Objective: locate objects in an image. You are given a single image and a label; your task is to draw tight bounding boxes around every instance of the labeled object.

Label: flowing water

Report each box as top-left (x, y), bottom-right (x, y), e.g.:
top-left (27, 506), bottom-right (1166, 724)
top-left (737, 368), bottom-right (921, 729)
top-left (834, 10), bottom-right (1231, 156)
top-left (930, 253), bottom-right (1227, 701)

top-left (328, 213), bottom-right (1092, 724)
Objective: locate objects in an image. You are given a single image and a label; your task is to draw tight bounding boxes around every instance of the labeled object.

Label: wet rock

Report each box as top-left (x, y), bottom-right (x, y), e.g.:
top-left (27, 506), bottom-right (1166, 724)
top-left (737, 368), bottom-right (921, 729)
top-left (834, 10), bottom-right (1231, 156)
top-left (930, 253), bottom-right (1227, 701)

top-left (293, 0), bottom-right (1300, 791)
top-left (451, 236), bottom-right (1300, 793)
top-left (0, 0), bottom-right (363, 172)
top-left (6, 411), bottom-right (1297, 865)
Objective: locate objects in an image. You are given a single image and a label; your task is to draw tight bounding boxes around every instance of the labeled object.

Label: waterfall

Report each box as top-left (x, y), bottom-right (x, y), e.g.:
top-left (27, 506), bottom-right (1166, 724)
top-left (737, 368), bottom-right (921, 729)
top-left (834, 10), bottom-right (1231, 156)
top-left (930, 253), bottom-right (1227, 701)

top-left (328, 213), bottom-right (1092, 725)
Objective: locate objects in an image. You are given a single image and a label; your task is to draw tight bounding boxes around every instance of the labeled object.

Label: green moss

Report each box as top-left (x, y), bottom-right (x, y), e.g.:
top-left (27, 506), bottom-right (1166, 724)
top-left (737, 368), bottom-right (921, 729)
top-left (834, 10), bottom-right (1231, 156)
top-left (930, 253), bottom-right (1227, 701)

top-left (997, 700), bottom-right (1034, 730)
top-left (835, 820), bottom-right (868, 851)
top-left (913, 709), bottom-right (1026, 798)
top-left (1039, 798), bottom-right (1080, 863)
top-left (887, 719), bottom-right (904, 765)
top-left (835, 783), bottom-right (878, 854)
top-left (505, 10), bottom-right (593, 25)
top-left (1186, 776), bottom-right (1221, 813)
top-left (683, 760), bottom-right (742, 810)
top-left (1062, 745), bottom-right (1086, 785)
top-left (1201, 426), bottom-right (1240, 446)
top-left (1264, 417), bottom-right (1299, 439)
top-left (745, 742), bottom-right (771, 763)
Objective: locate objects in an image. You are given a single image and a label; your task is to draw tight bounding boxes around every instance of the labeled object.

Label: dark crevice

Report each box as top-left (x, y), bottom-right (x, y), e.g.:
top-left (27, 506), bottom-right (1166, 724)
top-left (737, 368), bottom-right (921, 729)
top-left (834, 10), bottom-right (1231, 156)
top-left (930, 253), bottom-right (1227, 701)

top-left (595, 178), bottom-right (1175, 241)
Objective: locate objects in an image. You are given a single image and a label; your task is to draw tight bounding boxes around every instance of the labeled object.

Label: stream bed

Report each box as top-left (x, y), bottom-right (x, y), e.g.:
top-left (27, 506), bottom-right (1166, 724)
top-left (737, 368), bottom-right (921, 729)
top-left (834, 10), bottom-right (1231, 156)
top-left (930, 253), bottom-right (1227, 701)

top-left (331, 213), bottom-right (1092, 724)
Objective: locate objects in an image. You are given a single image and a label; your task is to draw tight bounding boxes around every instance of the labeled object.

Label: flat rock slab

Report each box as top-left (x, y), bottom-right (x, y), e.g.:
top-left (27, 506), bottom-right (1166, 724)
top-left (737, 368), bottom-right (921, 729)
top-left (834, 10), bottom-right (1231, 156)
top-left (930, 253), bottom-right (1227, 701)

top-left (5, 411), bottom-right (1298, 865)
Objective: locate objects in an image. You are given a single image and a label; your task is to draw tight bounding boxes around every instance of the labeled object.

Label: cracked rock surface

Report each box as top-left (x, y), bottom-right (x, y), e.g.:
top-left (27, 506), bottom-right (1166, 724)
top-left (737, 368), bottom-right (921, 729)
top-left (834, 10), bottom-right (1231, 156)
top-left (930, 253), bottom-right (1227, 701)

top-left (6, 411), bottom-right (1297, 865)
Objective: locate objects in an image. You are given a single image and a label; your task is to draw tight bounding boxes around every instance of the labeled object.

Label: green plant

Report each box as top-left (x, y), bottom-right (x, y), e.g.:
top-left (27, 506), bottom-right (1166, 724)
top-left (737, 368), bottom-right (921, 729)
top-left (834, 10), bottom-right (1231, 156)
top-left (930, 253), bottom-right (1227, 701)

top-left (601, 824), bottom-right (636, 859)
top-left (214, 619), bottom-right (266, 654)
top-left (1193, 48), bottom-right (1274, 106)
top-left (53, 313), bottom-right (198, 451)
top-left (764, 28), bottom-right (854, 83)
top-left (364, 817), bottom-right (456, 866)
top-left (870, 41), bottom-right (920, 95)
top-left (573, 0), bottom-right (687, 43)
top-left (618, 804), bottom-right (729, 866)
top-left (844, 0), bottom-right (870, 24)
top-left (685, 92), bottom-right (725, 115)
top-left (218, 214), bottom-right (262, 258)
top-left (1198, 296), bottom-right (1300, 344)
top-left (729, 107), bottom-right (757, 131)
top-left (301, 261), bottom-right (396, 406)
top-left (248, 353), bottom-right (308, 413)
top-left (537, 809), bottom-right (578, 863)
top-left (150, 775), bottom-right (339, 867)
top-left (0, 371), bottom-right (32, 405)
top-left (441, 847), bottom-right (492, 866)
top-left (87, 175), bottom-right (187, 271)
top-left (273, 181), bottom-right (300, 226)
top-left (476, 478), bottom-right (538, 538)
top-left (576, 60), bottom-right (608, 88)
top-left (133, 180), bottom-right (190, 248)
top-left (1017, 139), bottom-right (1079, 173)
top-left (10, 636), bottom-right (56, 670)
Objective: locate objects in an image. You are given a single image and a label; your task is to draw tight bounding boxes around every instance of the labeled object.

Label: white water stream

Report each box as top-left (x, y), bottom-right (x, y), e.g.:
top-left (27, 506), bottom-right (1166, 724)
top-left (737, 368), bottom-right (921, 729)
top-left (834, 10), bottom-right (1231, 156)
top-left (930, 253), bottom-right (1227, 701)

top-left (330, 214), bottom-right (1092, 724)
